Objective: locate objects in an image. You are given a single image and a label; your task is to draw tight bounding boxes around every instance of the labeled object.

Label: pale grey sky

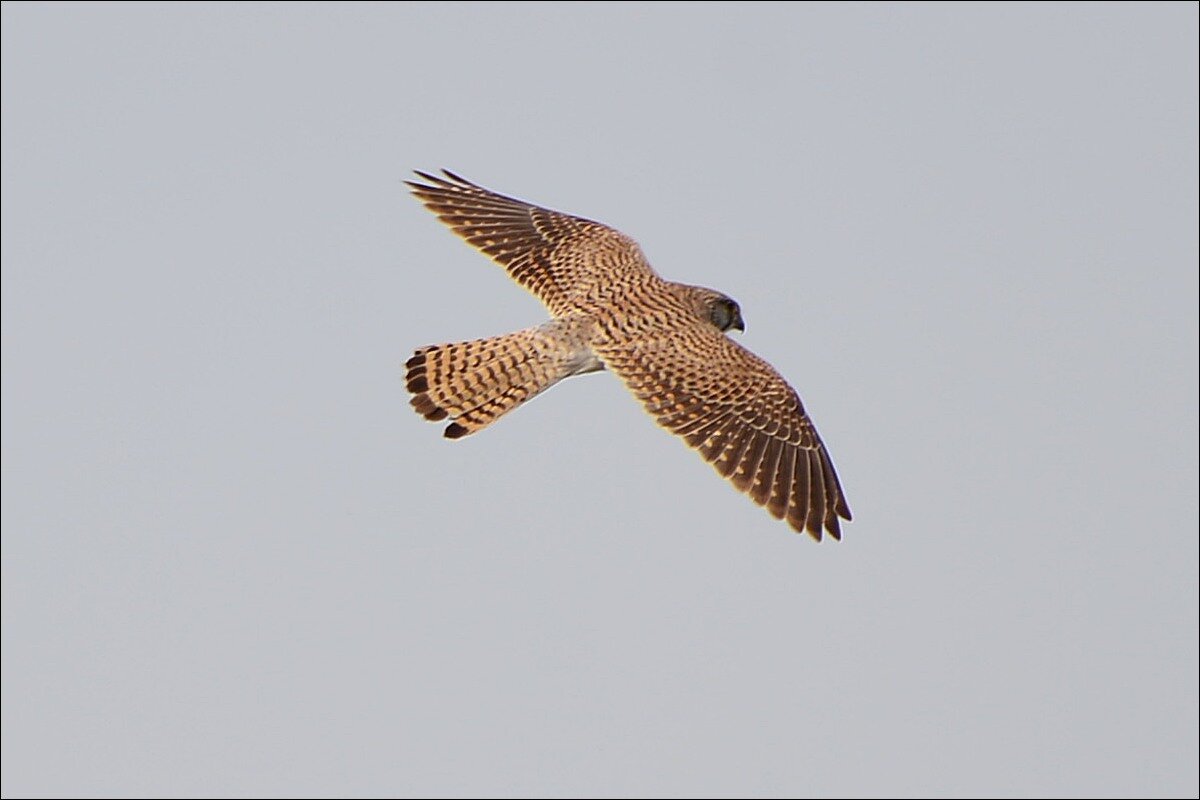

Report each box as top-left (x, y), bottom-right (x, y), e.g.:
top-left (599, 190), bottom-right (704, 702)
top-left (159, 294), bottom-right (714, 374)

top-left (2, 3), bottom-right (1197, 798)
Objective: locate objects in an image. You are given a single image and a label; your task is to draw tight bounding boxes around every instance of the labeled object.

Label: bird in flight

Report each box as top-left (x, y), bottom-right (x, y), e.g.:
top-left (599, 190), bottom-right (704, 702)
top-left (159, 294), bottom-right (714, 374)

top-left (404, 170), bottom-right (852, 540)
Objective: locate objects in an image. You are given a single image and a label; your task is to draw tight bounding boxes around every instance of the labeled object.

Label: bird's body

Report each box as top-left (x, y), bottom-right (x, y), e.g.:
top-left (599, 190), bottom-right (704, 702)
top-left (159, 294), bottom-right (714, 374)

top-left (405, 170), bottom-right (851, 540)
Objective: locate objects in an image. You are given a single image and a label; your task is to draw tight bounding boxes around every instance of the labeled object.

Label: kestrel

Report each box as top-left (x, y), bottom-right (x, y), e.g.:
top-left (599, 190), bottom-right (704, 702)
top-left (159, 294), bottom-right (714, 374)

top-left (404, 170), bottom-right (852, 540)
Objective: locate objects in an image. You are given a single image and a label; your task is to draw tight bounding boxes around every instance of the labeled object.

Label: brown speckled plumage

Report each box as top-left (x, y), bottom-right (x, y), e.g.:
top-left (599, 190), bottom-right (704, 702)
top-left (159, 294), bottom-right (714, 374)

top-left (405, 170), bottom-right (851, 540)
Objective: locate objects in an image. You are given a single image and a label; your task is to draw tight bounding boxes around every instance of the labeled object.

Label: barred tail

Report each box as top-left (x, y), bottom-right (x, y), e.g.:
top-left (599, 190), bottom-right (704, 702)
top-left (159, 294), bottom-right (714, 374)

top-left (405, 326), bottom-right (577, 439)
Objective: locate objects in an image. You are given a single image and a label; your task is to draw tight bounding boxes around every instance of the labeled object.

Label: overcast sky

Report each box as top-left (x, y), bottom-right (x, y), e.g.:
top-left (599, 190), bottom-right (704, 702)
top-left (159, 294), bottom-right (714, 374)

top-left (2, 3), bottom-right (1197, 798)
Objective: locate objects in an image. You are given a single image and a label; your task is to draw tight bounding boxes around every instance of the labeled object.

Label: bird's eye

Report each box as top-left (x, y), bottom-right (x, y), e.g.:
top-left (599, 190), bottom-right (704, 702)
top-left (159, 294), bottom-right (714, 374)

top-left (710, 301), bottom-right (731, 330)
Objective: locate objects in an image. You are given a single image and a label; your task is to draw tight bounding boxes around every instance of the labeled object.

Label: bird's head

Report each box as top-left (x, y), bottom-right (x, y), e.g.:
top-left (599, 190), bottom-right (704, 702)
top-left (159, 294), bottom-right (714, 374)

top-left (687, 286), bottom-right (745, 334)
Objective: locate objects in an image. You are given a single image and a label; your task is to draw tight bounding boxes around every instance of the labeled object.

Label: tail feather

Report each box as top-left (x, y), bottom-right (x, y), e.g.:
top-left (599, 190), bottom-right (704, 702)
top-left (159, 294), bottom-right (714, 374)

top-left (405, 327), bottom-right (577, 438)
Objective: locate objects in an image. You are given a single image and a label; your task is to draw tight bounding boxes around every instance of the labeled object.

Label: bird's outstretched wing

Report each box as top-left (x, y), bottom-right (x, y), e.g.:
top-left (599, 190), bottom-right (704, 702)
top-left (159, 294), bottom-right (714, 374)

top-left (407, 170), bottom-right (657, 316)
top-left (596, 326), bottom-right (852, 540)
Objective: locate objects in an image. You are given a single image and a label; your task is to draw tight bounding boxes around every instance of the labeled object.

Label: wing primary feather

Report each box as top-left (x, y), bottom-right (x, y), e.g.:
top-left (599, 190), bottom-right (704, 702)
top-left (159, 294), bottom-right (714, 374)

top-left (751, 438), bottom-right (783, 507)
top-left (806, 449), bottom-right (827, 541)
top-left (767, 444), bottom-right (795, 520)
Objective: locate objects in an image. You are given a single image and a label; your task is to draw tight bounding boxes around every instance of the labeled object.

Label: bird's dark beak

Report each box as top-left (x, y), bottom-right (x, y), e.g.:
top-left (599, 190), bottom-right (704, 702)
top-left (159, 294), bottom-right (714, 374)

top-left (732, 311), bottom-right (745, 333)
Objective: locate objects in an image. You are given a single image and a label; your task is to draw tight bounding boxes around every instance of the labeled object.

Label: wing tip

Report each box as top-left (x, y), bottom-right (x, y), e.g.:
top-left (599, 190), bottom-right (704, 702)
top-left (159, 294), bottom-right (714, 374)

top-left (439, 168), bottom-right (473, 186)
top-left (407, 169), bottom-right (477, 191)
